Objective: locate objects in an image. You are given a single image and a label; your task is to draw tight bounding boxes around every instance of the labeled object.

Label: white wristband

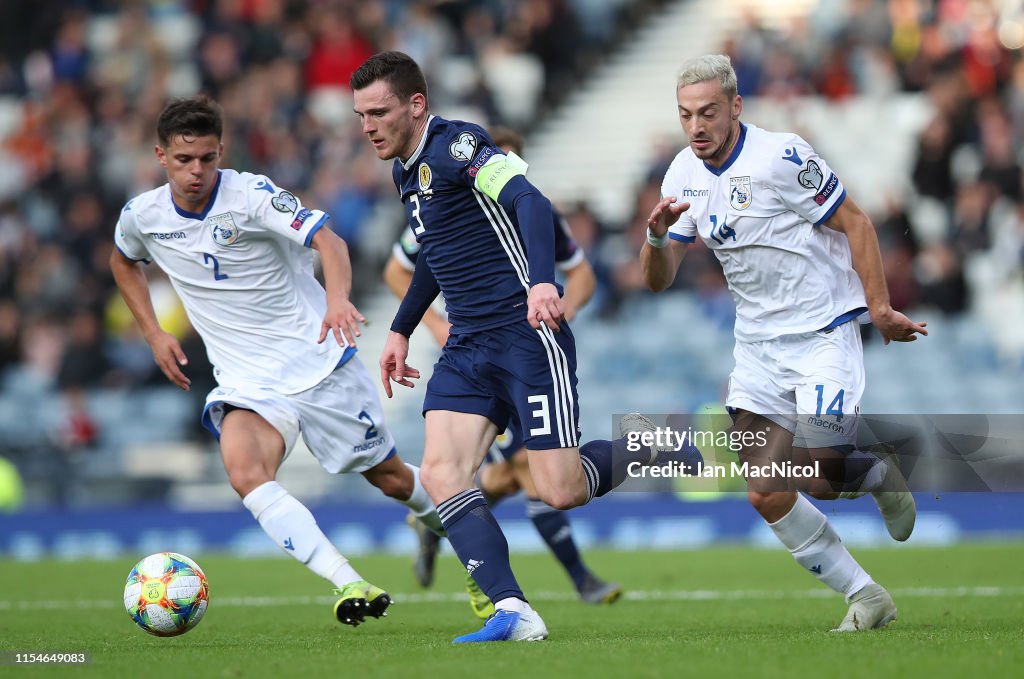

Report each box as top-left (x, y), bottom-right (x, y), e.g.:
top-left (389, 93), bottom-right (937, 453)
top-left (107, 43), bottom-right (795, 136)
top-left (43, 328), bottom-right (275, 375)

top-left (647, 227), bottom-right (670, 249)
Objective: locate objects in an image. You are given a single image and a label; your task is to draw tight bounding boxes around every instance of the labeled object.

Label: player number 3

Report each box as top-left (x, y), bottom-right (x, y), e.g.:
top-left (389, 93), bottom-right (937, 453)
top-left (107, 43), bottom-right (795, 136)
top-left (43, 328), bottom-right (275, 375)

top-left (410, 194), bottom-right (426, 236)
top-left (527, 394), bottom-right (552, 436)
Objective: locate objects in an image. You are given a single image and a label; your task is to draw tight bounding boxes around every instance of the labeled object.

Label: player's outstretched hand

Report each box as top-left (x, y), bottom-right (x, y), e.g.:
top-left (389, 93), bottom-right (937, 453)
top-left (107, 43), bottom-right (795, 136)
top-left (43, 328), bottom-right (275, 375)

top-left (528, 282), bottom-right (564, 331)
top-left (148, 330), bottom-right (191, 391)
top-left (380, 331), bottom-right (421, 398)
top-left (871, 306), bottom-right (928, 345)
top-left (320, 298), bottom-right (366, 348)
top-left (646, 196), bottom-right (691, 237)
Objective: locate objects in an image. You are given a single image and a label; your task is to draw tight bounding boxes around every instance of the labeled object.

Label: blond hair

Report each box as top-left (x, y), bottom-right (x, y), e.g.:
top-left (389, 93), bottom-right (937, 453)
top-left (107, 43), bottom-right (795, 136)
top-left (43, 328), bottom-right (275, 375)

top-left (677, 54), bottom-right (738, 99)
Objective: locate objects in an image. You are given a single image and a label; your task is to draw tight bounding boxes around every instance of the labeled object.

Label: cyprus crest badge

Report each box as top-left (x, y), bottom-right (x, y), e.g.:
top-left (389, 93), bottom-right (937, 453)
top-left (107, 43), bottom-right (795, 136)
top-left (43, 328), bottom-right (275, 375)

top-left (729, 176), bottom-right (752, 211)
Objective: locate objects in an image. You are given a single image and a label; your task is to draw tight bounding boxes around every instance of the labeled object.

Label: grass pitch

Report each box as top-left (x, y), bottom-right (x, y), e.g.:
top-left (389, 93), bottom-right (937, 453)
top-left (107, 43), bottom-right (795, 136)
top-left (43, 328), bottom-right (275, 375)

top-left (2, 544), bottom-right (1023, 678)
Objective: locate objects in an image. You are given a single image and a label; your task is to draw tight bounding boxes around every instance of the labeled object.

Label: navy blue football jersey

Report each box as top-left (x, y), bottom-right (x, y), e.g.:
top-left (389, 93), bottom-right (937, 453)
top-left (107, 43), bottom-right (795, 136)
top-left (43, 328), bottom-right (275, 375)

top-left (392, 116), bottom-right (563, 333)
top-left (392, 213), bottom-right (584, 273)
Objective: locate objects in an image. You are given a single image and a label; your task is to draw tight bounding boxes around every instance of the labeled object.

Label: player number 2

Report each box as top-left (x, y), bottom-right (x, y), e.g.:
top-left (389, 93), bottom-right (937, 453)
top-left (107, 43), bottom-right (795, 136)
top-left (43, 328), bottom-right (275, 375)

top-left (202, 253), bottom-right (229, 280)
top-left (527, 394), bottom-right (551, 436)
top-left (410, 194), bottom-right (426, 236)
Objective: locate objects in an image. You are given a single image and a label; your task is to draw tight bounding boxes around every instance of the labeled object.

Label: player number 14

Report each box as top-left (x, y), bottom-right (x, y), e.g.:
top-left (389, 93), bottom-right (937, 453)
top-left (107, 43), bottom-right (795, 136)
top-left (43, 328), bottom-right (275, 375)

top-left (709, 214), bottom-right (736, 245)
top-left (814, 384), bottom-right (845, 421)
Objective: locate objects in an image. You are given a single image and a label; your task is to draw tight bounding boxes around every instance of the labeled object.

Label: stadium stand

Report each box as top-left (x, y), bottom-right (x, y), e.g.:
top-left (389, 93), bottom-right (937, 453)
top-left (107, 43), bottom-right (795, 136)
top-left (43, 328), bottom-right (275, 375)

top-left (0, 0), bottom-right (1022, 512)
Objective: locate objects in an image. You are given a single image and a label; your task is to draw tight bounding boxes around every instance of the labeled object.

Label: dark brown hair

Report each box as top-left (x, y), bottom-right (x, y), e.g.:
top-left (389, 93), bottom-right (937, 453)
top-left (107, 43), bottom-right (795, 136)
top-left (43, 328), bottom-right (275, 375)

top-left (350, 51), bottom-right (428, 103)
top-left (156, 95), bottom-right (223, 147)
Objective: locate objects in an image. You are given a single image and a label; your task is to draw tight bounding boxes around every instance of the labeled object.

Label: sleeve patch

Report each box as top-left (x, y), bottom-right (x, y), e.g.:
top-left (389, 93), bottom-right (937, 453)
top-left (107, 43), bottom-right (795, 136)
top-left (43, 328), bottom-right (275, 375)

top-left (271, 190), bottom-right (298, 214)
top-left (290, 208), bottom-right (313, 230)
top-left (468, 147), bottom-right (494, 177)
top-left (797, 159), bottom-right (824, 191)
top-left (813, 172), bottom-right (839, 205)
top-left (448, 131), bottom-right (478, 162)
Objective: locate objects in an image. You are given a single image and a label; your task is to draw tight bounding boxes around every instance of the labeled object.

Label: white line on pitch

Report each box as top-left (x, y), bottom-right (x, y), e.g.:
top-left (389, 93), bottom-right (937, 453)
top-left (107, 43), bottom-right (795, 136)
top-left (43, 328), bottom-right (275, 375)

top-left (2, 585), bottom-right (1024, 611)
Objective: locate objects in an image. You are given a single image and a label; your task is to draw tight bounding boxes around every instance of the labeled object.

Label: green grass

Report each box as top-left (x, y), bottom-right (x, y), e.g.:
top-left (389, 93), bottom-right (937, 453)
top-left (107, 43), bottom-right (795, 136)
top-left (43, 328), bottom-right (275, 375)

top-left (2, 544), bottom-right (1023, 678)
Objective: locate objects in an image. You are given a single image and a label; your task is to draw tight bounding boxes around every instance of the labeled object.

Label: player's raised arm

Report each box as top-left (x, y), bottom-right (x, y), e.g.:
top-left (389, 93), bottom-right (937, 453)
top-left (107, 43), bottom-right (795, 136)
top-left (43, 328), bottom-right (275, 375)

top-left (109, 247), bottom-right (191, 391)
top-left (823, 196), bottom-right (928, 345)
top-left (311, 227), bottom-right (365, 348)
top-left (641, 196), bottom-right (691, 292)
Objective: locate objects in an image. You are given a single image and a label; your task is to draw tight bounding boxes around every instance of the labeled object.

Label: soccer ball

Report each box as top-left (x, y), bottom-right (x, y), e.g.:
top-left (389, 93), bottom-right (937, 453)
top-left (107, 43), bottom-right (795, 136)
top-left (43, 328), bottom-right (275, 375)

top-left (123, 552), bottom-right (209, 637)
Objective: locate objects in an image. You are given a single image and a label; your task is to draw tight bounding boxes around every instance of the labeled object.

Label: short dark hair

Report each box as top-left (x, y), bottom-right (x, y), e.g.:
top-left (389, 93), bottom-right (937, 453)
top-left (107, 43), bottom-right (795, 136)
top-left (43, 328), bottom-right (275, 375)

top-left (156, 95), bottom-right (223, 147)
top-left (350, 51), bottom-right (428, 103)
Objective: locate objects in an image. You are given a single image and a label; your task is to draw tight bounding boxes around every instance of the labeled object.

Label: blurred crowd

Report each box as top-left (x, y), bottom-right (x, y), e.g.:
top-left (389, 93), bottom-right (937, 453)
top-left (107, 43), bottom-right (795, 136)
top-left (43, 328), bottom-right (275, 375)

top-left (0, 0), bottom-right (658, 451)
top-left (600, 0), bottom-right (1024, 336)
top-left (1, 0), bottom-right (1023, 461)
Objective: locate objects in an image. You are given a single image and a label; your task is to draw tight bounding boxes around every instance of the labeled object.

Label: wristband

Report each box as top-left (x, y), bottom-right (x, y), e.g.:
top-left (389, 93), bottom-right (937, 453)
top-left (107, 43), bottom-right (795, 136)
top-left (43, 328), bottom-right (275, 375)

top-left (647, 226), bottom-right (670, 249)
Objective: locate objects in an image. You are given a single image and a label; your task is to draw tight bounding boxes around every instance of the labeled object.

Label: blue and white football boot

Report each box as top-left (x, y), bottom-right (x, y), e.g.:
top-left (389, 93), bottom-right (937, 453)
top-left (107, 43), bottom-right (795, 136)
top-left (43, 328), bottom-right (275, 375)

top-left (452, 607), bottom-right (548, 643)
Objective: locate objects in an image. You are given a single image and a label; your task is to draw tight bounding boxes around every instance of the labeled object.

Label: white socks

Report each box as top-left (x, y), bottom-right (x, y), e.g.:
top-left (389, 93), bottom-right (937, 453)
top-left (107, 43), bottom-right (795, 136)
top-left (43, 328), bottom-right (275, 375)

top-left (838, 449), bottom-right (887, 499)
top-left (402, 463), bottom-right (444, 534)
top-left (243, 481), bottom-right (362, 588)
top-left (769, 493), bottom-right (873, 600)
top-left (494, 597), bottom-right (530, 613)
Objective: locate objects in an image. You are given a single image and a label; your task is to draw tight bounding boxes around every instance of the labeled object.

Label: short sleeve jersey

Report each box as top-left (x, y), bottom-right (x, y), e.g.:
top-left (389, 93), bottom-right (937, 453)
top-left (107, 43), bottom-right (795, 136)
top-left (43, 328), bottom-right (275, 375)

top-left (662, 123), bottom-right (866, 341)
top-left (114, 169), bottom-right (349, 394)
top-left (392, 116), bottom-right (562, 333)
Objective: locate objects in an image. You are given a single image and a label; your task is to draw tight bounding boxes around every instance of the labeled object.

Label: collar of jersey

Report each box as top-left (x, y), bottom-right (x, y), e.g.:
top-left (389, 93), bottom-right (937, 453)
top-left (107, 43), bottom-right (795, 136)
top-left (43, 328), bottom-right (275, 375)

top-left (402, 115), bottom-right (437, 171)
top-left (171, 170), bottom-right (223, 221)
top-left (702, 123), bottom-right (748, 177)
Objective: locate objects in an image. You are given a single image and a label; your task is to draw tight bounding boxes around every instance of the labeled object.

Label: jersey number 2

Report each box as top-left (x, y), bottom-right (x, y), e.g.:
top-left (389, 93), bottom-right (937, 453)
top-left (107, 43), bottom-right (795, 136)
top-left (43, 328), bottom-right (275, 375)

top-left (203, 253), bottom-right (229, 280)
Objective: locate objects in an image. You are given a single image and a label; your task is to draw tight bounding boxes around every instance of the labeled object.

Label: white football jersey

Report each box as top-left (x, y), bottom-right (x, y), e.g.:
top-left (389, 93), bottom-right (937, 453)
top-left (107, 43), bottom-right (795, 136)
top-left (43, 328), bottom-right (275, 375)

top-left (114, 169), bottom-right (349, 394)
top-left (663, 123), bottom-right (867, 341)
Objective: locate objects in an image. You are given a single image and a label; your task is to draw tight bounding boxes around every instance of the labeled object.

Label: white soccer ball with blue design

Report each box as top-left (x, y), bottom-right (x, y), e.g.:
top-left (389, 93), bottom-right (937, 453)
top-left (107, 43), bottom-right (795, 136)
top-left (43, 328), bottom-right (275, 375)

top-left (123, 552), bottom-right (209, 637)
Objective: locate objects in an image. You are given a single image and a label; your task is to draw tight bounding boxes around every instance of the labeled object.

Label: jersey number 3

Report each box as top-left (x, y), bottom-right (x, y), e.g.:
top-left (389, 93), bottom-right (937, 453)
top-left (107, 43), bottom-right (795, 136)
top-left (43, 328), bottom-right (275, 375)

top-left (410, 194), bottom-right (426, 236)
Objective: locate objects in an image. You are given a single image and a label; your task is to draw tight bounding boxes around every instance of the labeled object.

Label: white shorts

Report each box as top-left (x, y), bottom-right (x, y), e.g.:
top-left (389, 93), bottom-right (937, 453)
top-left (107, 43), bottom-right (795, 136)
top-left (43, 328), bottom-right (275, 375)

top-left (725, 320), bottom-right (865, 449)
top-left (201, 355), bottom-right (397, 474)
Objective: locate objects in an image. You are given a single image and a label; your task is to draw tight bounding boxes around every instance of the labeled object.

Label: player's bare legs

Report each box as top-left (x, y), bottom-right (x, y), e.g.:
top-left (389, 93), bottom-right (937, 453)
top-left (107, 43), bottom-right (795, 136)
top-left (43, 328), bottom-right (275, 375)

top-left (220, 409), bottom-right (286, 497)
top-left (220, 408), bottom-right (388, 626)
top-left (480, 460), bottom-right (520, 500)
top-left (508, 452), bottom-right (622, 604)
top-left (419, 410), bottom-right (497, 499)
top-left (734, 410), bottom-right (896, 631)
top-left (525, 448), bottom-right (590, 510)
top-left (362, 454), bottom-right (414, 499)
top-left (363, 453), bottom-right (442, 534)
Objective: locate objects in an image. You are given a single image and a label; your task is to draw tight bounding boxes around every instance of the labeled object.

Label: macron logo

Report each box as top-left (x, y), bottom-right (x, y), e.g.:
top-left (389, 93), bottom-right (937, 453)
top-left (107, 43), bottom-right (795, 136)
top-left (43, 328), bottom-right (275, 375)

top-left (283, 538), bottom-right (295, 551)
top-left (466, 559), bottom-right (484, 574)
top-left (810, 564), bottom-right (822, 574)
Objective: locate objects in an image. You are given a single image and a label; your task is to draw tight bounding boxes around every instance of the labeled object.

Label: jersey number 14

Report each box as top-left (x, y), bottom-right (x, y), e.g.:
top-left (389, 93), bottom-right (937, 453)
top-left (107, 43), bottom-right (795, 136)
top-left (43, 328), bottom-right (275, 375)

top-left (709, 214), bottom-right (736, 245)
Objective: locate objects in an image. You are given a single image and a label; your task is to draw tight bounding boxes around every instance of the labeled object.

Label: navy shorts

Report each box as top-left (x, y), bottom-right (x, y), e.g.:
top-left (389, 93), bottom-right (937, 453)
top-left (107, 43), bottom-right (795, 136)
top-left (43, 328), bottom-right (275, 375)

top-left (423, 320), bottom-right (581, 450)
